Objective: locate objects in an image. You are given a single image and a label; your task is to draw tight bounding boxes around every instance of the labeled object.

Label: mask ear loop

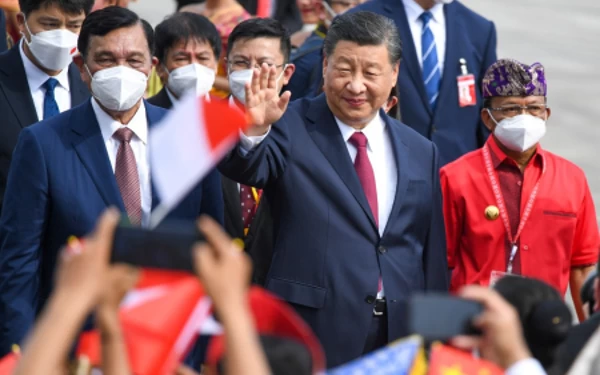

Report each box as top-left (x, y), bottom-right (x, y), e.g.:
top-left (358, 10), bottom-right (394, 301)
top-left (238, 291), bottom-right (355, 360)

top-left (20, 14), bottom-right (35, 45)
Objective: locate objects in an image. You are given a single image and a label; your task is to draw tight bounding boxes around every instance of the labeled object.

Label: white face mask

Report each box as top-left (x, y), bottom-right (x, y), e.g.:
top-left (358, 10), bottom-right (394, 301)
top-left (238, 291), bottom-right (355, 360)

top-left (22, 20), bottom-right (79, 71)
top-left (228, 66), bottom-right (287, 104)
top-left (166, 63), bottom-right (216, 98)
top-left (86, 65), bottom-right (148, 112)
top-left (488, 111), bottom-right (547, 152)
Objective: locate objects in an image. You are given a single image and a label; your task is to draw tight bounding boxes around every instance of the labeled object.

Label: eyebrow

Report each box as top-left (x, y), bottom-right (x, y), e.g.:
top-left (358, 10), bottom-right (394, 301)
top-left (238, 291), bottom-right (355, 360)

top-left (37, 16), bottom-right (61, 23)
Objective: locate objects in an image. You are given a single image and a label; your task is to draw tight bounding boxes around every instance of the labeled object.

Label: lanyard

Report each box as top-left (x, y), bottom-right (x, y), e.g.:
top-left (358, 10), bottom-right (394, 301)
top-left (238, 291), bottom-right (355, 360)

top-left (482, 145), bottom-right (545, 273)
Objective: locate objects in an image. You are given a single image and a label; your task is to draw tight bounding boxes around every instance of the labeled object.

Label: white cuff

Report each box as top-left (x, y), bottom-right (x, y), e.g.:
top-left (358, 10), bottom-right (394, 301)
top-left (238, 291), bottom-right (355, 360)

top-left (506, 358), bottom-right (547, 375)
top-left (239, 127), bottom-right (271, 154)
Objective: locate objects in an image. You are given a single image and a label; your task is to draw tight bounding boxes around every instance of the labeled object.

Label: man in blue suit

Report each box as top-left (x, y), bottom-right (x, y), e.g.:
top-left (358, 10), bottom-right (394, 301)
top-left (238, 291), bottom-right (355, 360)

top-left (349, 0), bottom-right (497, 165)
top-left (0, 7), bottom-right (223, 356)
top-left (219, 11), bottom-right (448, 367)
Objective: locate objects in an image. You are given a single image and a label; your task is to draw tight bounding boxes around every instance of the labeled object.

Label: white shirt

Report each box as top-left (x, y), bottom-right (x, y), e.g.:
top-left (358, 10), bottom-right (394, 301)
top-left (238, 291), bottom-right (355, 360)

top-left (91, 98), bottom-right (152, 227)
top-left (19, 40), bottom-right (71, 121)
top-left (506, 358), bottom-right (547, 375)
top-left (403, 0), bottom-right (446, 75)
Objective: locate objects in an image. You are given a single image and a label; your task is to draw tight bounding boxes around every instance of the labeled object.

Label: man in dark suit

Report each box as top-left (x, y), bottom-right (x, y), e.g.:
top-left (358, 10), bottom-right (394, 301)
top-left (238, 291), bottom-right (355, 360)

top-left (0, 6), bottom-right (223, 356)
top-left (349, 0), bottom-right (497, 166)
top-left (219, 11), bottom-right (448, 367)
top-left (0, 0), bottom-right (93, 212)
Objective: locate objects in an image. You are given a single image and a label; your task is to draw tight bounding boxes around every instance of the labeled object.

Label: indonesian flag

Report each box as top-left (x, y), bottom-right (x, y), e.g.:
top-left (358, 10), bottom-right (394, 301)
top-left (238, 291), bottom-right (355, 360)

top-left (77, 269), bottom-right (211, 375)
top-left (427, 343), bottom-right (503, 375)
top-left (149, 94), bottom-right (249, 223)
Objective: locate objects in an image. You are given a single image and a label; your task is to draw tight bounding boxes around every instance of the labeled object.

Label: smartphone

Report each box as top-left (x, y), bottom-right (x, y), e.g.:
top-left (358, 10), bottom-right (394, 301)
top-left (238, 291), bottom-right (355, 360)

top-left (111, 219), bottom-right (204, 273)
top-left (407, 293), bottom-right (483, 341)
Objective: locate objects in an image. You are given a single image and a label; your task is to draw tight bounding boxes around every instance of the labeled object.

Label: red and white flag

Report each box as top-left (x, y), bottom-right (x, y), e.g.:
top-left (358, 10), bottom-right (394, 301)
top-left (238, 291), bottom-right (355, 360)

top-left (77, 269), bottom-right (211, 375)
top-left (149, 94), bottom-right (249, 225)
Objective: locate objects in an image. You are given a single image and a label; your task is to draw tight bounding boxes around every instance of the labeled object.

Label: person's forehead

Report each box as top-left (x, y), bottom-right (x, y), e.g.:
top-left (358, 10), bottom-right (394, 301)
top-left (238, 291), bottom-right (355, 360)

top-left (229, 37), bottom-right (283, 60)
top-left (169, 38), bottom-right (213, 54)
top-left (30, 3), bottom-right (86, 20)
top-left (330, 41), bottom-right (389, 64)
top-left (493, 96), bottom-right (546, 105)
top-left (89, 24), bottom-right (149, 55)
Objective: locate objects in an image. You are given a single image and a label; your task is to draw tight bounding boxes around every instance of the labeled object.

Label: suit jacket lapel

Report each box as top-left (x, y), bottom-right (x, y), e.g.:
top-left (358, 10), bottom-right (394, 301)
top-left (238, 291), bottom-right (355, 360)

top-left (68, 63), bottom-right (90, 107)
top-left (0, 45), bottom-right (39, 127)
top-left (384, 1), bottom-right (431, 115)
top-left (70, 100), bottom-right (125, 211)
top-left (381, 115), bottom-right (410, 238)
top-left (435, 3), bottom-right (460, 119)
top-left (146, 101), bottom-right (168, 210)
top-left (306, 95), bottom-right (378, 230)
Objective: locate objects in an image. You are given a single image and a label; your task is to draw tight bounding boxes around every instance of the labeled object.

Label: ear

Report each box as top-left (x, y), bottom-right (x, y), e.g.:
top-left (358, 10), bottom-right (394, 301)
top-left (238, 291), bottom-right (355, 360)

top-left (384, 95), bottom-right (398, 114)
top-left (282, 63), bottom-right (295, 85)
top-left (156, 61), bottom-right (169, 86)
top-left (546, 106), bottom-right (551, 121)
top-left (152, 56), bottom-right (159, 67)
top-left (481, 107), bottom-right (495, 132)
top-left (16, 12), bottom-right (27, 37)
top-left (594, 278), bottom-right (599, 313)
top-left (73, 54), bottom-right (86, 78)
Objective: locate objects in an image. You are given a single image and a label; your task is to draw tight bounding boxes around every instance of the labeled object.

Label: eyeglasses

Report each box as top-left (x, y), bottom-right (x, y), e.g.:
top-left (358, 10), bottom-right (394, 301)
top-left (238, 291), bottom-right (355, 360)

top-left (488, 105), bottom-right (548, 117)
top-left (228, 60), bottom-right (285, 71)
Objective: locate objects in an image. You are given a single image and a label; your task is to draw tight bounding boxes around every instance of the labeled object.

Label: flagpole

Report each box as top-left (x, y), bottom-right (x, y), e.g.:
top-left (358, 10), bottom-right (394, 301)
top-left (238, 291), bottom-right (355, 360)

top-left (149, 203), bottom-right (171, 230)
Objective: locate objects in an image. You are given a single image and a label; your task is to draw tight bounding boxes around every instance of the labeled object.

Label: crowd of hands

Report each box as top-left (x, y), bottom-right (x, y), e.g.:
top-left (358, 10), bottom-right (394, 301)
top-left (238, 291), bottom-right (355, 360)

top-left (10, 208), bottom-right (540, 375)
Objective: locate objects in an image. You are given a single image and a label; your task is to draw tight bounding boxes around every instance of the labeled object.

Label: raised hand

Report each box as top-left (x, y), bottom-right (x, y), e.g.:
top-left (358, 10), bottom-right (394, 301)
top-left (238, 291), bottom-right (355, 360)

top-left (244, 63), bottom-right (291, 135)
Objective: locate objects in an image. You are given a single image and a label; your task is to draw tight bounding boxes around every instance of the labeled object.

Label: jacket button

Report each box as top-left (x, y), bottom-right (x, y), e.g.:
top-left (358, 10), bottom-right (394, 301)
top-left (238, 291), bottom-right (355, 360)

top-left (378, 246), bottom-right (387, 254)
top-left (365, 295), bottom-right (375, 304)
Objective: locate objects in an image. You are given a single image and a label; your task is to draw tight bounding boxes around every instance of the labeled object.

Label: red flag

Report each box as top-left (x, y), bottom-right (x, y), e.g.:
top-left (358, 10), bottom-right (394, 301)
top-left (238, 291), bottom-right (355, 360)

top-left (428, 344), bottom-right (504, 375)
top-left (206, 287), bottom-right (326, 373)
top-left (77, 269), bottom-right (211, 375)
top-left (256, 0), bottom-right (272, 17)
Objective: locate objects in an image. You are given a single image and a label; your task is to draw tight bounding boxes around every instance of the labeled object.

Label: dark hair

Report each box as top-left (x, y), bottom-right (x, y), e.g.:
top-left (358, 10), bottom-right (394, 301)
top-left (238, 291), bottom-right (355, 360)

top-left (494, 277), bottom-right (572, 372)
top-left (324, 11), bottom-right (402, 65)
top-left (154, 12), bottom-right (221, 63)
top-left (217, 335), bottom-right (312, 375)
top-left (78, 6), bottom-right (154, 59)
top-left (19, 0), bottom-right (94, 16)
top-left (227, 18), bottom-right (291, 62)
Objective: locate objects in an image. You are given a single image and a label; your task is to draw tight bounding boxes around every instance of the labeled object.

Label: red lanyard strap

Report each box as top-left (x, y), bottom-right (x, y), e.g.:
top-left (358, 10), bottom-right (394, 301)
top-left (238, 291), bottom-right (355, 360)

top-left (482, 145), bottom-right (545, 272)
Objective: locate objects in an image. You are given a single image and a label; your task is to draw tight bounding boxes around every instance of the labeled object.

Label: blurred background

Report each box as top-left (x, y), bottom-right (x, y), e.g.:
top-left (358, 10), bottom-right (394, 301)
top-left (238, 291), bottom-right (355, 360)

top-left (132, 0), bottom-right (600, 222)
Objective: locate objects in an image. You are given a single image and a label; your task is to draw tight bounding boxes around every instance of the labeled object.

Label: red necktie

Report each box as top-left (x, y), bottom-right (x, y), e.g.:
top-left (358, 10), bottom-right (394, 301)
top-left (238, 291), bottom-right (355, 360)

top-left (240, 184), bottom-right (260, 235)
top-left (114, 127), bottom-right (142, 225)
top-left (349, 132), bottom-right (382, 294)
top-left (349, 132), bottom-right (378, 225)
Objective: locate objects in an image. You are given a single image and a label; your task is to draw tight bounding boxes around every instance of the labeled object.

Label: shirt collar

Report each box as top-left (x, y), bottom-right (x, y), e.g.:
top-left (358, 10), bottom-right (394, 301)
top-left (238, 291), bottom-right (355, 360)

top-left (402, 0), bottom-right (445, 24)
top-left (486, 136), bottom-right (544, 169)
top-left (335, 113), bottom-right (386, 153)
top-left (91, 98), bottom-right (148, 145)
top-left (19, 39), bottom-right (71, 92)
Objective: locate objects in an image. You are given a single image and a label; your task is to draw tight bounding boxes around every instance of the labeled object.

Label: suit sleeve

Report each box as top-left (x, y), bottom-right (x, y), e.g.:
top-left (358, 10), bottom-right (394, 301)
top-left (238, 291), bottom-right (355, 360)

top-left (440, 166), bottom-right (463, 269)
top-left (218, 109), bottom-right (295, 189)
top-left (570, 179), bottom-right (600, 267)
top-left (199, 168), bottom-right (224, 225)
top-left (423, 143), bottom-right (449, 291)
top-left (0, 128), bottom-right (49, 355)
top-left (477, 22), bottom-right (498, 145)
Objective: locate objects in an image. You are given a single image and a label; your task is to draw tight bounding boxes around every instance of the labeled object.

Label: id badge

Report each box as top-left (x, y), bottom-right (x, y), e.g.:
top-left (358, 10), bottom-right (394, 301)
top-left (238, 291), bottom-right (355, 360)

top-left (457, 74), bottom-right (477, 107)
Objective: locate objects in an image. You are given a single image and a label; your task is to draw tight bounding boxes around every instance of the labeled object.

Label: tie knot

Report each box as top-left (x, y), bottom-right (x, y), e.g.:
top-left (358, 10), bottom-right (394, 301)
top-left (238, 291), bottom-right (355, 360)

top-left (420, 11), bottom-right (433, 25)
top-left (114, 127), bottom-right (134, 143)
top-left (44, 78), bottom-right (59, 92)
top-left (349, 132), bottom-right (368, 148)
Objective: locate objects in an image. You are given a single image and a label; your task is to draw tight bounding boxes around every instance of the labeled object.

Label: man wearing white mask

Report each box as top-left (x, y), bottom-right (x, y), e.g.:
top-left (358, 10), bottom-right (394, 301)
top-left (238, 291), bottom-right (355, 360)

top-left (441, 59), bottom-right (599, 321)
top-left (221, 18), bottom-right (294, 286)
top-left (0, 0), bottom-right (93, 213)
top-left (0, 6), bottom-right (223, 357)
top-left (148, 12), bottom-right (221, 109)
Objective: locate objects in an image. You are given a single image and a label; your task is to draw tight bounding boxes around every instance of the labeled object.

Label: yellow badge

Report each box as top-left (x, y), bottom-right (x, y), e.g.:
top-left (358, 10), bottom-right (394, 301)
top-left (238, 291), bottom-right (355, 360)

top-left (484, 205), bottom-right (500, 221)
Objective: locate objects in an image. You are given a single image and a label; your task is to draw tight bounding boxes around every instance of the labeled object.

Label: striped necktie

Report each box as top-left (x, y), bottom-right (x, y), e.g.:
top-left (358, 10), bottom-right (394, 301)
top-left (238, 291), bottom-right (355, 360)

top-left (420, 11), bottom-right (441, 111)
